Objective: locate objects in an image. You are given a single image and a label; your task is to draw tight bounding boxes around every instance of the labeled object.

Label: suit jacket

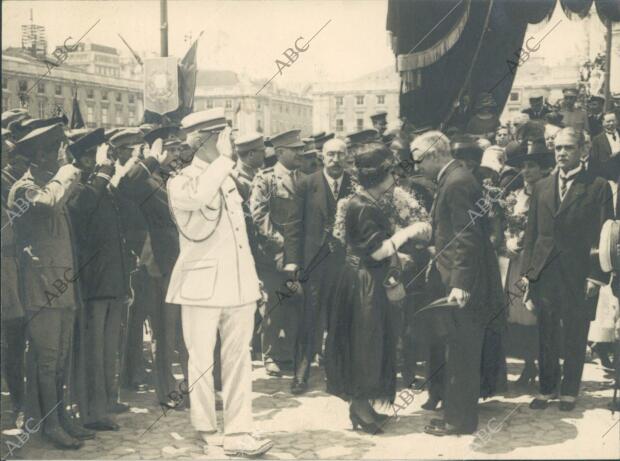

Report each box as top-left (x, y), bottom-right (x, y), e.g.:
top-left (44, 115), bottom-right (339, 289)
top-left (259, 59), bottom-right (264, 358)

top-left (591, 131), bottom-right (620, 181)
top-left (116, 157), bottom-right (179, 277)
top-left (521, 169), bottom-right (613, 313)
top-left (67, 165), bottom-right (131, 302)
top-left (166, 155), bottom-right (260, 307)
top-left (8, 165), bottom-right (82, 310)
top-left (431, 160), bottom-right (503, 323)
top-left (286, 170), bottom-right (354, 268)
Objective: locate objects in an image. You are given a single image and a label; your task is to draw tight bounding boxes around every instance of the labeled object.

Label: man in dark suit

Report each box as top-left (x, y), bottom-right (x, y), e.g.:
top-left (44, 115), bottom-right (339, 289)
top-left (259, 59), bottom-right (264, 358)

top-left (66, 129), bottom-right (130, 430)
top-left (285, 138), bottom-right (354, 393)
top-left (412, 131), bottom-right (504, 436)
top-left (522, 127), bottom-right (613, 411)
top-left (590, 112), bottom-right (620, 180)
top-left (113, 129), bottom-right (187, 408)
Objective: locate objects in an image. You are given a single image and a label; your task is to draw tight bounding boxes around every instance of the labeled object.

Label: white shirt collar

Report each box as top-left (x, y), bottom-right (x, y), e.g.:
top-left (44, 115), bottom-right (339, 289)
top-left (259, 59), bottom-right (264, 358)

top-left (437, 159), bottom-right (457, 182)
top-left (559, 164), bottom-right (582, 179)
top-left (323, 169), bottom-right (343, 187)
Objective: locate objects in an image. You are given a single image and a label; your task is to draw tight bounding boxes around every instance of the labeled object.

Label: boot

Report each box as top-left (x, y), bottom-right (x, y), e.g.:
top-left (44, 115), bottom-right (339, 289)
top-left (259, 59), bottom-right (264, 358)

top-left (42, 425), bottom-right (83, 449)
top-left (60, 412), bottom-right (96, 440)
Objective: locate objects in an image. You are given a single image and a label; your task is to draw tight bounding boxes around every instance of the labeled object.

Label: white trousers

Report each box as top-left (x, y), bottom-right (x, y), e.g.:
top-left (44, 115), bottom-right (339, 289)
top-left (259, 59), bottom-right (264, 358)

top-left (181, 303), bottom-right (255, 435)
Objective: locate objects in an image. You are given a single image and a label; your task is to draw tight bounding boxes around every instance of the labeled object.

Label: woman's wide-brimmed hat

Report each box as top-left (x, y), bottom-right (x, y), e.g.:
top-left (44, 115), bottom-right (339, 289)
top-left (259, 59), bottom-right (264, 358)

top-left (505, 142), bottom-right (554, 169)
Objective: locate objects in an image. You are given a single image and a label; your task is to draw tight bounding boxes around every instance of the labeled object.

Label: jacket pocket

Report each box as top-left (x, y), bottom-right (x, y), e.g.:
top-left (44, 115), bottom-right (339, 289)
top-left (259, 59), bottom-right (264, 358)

top-left (180, 258), bottom-right (218, 301)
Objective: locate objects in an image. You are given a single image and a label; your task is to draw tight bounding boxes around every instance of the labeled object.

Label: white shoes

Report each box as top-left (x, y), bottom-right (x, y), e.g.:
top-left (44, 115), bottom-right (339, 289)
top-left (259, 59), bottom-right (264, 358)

top-left (199, 430), bottom-right (224, 447)
top-left (223, 433), bottom-right (274, 458)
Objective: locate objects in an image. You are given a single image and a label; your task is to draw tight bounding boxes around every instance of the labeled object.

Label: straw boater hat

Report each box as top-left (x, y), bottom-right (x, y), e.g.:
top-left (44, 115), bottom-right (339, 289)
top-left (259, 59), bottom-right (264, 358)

top-left (505, 142), bottom-right (554, 169)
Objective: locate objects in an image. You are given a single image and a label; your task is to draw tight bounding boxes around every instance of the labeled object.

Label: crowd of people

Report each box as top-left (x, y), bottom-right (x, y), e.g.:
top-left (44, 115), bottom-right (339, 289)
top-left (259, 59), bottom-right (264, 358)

top-left (1, 85), bottom-right (619, 457)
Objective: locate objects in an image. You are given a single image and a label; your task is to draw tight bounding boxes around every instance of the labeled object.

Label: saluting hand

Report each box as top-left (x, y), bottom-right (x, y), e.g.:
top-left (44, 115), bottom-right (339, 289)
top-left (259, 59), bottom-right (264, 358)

top-left (145, 138), bottom-right (167, 164)
top-left (216, 127), bottom-right (233, 158)
top-left (95, 143), bottom-right (113, 167)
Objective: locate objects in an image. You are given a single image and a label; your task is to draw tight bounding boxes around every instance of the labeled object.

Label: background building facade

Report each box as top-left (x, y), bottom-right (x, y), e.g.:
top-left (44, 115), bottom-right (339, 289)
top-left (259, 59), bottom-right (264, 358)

top-left (2, 49), bottom-right (143, 128)
top-left (311, 66), bottom-right (400, 136)
top-left (193, 70), bottom-right (313, 136)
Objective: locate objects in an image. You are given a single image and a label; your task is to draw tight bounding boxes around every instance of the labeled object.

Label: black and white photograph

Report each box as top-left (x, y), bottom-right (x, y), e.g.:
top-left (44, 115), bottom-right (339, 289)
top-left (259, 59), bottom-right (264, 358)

top-left (1, 0), bottom-right (620, 459)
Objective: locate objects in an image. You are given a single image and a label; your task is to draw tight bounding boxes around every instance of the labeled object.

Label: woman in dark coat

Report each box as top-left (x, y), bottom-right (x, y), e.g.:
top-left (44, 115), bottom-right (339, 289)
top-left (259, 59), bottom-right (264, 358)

top-left (325, 142), bottom-right (431, 434)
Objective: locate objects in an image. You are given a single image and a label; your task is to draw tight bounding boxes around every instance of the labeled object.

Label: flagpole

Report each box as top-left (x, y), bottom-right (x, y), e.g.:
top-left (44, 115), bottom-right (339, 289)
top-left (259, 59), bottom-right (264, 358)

top-left (160, 0), bottom-right (168, 57)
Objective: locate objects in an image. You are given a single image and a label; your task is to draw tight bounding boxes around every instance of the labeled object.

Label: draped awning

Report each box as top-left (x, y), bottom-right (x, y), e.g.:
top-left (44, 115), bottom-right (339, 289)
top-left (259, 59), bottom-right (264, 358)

top-left (387, 0), bottom-right (620, 130)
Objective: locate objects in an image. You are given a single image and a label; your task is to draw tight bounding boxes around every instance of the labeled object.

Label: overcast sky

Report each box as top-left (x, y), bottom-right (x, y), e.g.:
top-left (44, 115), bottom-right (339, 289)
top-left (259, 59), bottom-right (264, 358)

top-left (2, 0), bottom-right (606, 86)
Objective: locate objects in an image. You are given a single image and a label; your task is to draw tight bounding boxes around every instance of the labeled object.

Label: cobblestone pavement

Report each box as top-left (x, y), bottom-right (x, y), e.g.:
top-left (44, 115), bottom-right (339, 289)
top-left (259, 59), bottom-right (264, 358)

top-left (2, 359), bottom-right (618, 460)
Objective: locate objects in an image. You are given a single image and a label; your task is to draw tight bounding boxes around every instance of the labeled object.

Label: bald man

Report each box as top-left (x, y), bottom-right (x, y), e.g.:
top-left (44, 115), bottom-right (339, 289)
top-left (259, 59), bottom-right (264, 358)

top-left (285, 138), bottom-right (355, 393)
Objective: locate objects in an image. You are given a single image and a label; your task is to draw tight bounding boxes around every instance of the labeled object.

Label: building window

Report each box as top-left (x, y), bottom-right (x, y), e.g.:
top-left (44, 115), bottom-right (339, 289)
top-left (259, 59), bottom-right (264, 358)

top-left (2, 78), bottom-right (7, 90)
top-left (3, 95), bottom-right (10, 112)
top-left (356, 118), bottom-right (364, 131)
top-left (87, 89), bottom-right (94, 99)
top-left (102, 91), bottom-right (108, 101)
top-left (19, 80), bottom-right (28, 92)
top-left (38, 100), bottom-right (46, 118)
top-left (116, 93), bottom-right (122, 102)
top-left (206, 99), bottom-right (213, 108)
top-left (510, 91), bottom-right (520, 102)
top-left (356, 95), bottom-right (364, 105)
top-left (102, 106), bottom-right (108, 125)
top-left (225, 99), bottom-right (232, 109)
top-left (55, 85), bottom-right (62, 96)
top-left (377, 95), bottom-right (385, 105)
top-left (257, 120), bottom-right (262, 132)
top-left (37, 83), bottom-right (45, 94)
top-left (115, 110), bottom-right (123, 125)
top-left (128, 94), bottom-right (135, 104)
top-left (128, 108), bottom-right (135, 126)
top-left (87, 106), bottom-right (94, 124)
top-left (336, 119), bottom-right (344, 132)
top-left (257, 100), bottom-right (261, 110)
top-left (336, 96), bottom-right (343, 106)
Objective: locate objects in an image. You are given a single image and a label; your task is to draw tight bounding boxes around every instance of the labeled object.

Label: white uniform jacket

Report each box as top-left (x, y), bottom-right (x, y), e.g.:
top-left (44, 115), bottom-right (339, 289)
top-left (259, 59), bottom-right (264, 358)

top-left (166, 155), bottom-right (261, 307)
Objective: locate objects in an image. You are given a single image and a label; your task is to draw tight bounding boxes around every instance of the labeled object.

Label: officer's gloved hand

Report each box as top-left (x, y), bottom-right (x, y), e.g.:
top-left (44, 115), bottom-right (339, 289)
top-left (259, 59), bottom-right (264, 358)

top-left (216, 127), bottom-right (233, 159)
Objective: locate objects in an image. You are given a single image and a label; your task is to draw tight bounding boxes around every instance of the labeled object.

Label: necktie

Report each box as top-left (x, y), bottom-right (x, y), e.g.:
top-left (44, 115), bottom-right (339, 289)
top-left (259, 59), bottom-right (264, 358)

top-left (613, 132), bottom-right (618, 142)
top-left (332, 179), bottom-right (339, 198)
top-left (559, 170), bottom-right (580, 201)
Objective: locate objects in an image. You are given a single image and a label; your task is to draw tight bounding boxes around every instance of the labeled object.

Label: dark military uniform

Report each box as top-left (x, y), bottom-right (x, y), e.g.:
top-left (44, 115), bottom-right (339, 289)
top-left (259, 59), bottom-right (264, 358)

top-left (1, 159), bottom-right (29, 418)
top-left (250, 161), bottom-right (301, 367)
top-left (9, 161), bottom-right (84, 444)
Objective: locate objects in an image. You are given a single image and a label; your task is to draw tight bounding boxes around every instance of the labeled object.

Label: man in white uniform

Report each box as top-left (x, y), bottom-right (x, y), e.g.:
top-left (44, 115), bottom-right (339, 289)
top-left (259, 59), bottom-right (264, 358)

top-left (166, 109), bottom-right (273, 457)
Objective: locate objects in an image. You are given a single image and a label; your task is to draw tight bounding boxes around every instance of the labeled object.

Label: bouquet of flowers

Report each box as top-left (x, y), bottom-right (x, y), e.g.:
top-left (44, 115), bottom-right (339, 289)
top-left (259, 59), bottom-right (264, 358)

top-left (500, 189), bottom-right (529, 255)
top-left (332, 185), bottom-right (430, 245)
